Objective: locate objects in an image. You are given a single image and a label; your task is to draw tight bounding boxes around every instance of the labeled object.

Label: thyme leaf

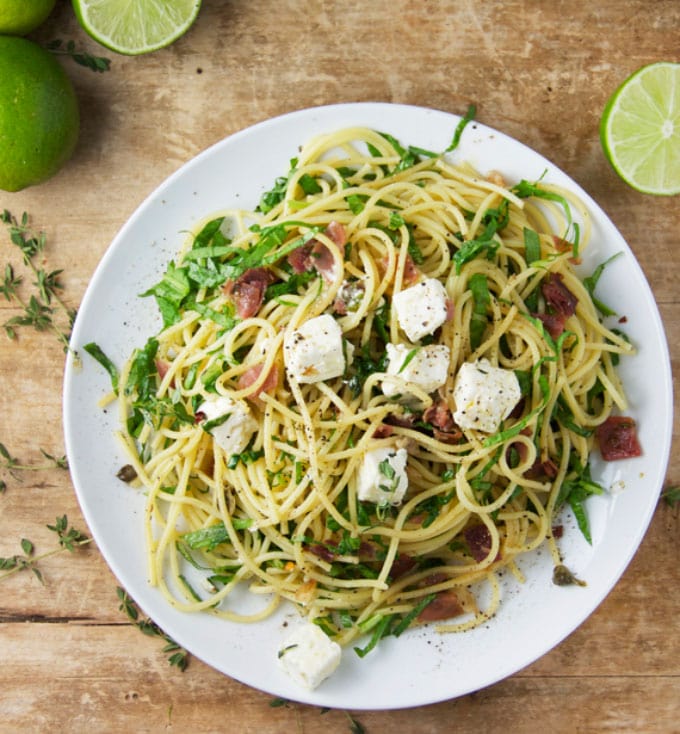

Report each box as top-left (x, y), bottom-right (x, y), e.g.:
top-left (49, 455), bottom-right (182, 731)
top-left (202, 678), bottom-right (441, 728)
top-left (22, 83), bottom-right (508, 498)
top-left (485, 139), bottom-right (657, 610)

top-left (116, 587), bottom-right (190, 670)
top-left (45, 39), bottom-right (111, 72)
top-left (1, 210), bottom-right (76, 351)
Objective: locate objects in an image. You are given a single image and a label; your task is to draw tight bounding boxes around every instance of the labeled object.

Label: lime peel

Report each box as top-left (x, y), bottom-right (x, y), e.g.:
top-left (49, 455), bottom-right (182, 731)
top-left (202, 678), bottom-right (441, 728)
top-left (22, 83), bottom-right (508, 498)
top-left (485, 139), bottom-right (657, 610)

top-left (600, 61), bottom-right (680, 196)
top-left (72, 0), bottom-right (202, 56)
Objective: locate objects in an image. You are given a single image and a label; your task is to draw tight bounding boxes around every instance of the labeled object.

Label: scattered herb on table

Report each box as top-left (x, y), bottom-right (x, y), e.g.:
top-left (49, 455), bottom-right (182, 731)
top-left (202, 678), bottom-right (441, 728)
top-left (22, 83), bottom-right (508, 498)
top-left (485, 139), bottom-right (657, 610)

top-left (0, 516), bottom-right (91, 584)
top-left (0, 442), bottom-right (68, 493)
top-left (44, 39), bottom-right (111, 72)
top-left (116, 587), bottom-right (190, 671)
top-left (1, 210), bottom-right (77, 352)
top-left (661, 485), bottom-right (680, 508)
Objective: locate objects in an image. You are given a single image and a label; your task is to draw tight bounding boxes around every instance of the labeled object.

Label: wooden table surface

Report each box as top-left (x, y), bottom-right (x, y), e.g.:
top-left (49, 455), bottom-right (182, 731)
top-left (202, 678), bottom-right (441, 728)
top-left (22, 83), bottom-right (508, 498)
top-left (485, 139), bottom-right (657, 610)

top-left (1, 1), bottom-right (678, 731)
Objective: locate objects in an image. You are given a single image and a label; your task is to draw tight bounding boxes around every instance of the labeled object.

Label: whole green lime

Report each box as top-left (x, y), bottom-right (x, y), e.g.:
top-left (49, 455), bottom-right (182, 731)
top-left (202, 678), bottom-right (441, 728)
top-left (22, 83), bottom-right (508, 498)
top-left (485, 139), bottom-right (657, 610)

top-left (0, 36), bottom-right (79, 192)
top-left (0, 0), bottom-right (57, 35)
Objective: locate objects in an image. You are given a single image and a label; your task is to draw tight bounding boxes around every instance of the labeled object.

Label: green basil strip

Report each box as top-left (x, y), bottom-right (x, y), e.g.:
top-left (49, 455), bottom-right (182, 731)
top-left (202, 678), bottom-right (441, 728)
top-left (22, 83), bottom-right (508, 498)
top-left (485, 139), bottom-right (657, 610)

top-left (353, 614), bottom-right (394, 658)
top-left (392, 593), bottom-right (437, 637)
top-left (483, 374), bottom-right (550, 448)
top-left (523, 227), bottom-right (541, 264)
top-left (446, 104), bottom-right (476, 152)
top-left (469, 272), bottom-right (490, 350)
top-left (83, 342), bottom-right (119, 391)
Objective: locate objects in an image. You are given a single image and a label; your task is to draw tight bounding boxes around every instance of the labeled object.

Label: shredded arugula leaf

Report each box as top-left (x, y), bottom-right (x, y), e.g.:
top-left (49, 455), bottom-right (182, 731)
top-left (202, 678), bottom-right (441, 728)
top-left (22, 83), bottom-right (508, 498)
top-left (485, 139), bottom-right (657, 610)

top-left (582, 252), bottom-right (622, 317)
top-left (556, 461), bottom-right (604, 543)
top-left (468, 273), bottom-right (490, 350)
top-left (83, 342), bottom-right (119, 391)
top-left (446, 104), bottom-right (476, 152)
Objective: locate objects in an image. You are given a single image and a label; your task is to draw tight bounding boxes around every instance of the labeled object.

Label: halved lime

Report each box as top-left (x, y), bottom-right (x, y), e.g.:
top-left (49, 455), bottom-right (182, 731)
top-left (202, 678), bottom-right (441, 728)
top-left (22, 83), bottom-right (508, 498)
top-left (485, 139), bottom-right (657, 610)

top-left (72, 0), bottom-right (202, 56)
top-left (600, 62), bottom-right (680, 196)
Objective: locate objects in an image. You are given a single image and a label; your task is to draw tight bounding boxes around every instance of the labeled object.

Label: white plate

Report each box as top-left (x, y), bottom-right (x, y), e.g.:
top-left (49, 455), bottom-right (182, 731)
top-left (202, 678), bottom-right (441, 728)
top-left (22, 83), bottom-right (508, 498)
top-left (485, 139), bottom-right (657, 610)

top-left (63, 103), bottom-right (673, 710)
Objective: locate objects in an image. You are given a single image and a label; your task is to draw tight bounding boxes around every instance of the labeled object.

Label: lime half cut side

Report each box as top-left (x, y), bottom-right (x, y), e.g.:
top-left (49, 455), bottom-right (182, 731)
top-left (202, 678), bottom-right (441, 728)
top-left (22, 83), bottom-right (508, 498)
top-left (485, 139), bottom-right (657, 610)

top-left (72, 0), bottom-right (201, 56)
top-left (600, 61), bottom-right (680, 196)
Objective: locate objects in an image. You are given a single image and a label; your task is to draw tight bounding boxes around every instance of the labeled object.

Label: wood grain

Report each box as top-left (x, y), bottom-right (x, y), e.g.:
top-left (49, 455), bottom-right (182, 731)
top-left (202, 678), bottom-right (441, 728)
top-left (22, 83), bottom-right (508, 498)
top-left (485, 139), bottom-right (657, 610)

top-left (1, 1), bottom-right (678, 731)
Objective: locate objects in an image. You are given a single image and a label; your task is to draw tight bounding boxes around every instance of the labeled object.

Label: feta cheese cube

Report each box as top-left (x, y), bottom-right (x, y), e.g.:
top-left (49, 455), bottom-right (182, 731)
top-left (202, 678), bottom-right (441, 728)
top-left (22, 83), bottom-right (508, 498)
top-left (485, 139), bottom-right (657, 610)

top-left (283, 313), bottom-right (351, 383)
top-left (452, 358), bottom-right (521, 434)
top-left (392, 277), bottom-right (450, 342)
top-left (197, 395), bottom-right (258, 455)
top-left (277, 622), bottom-right (342, 690)
top-left (382, 342), bottom-right (450, 401)
top-left (356, 446), bottom-right (409, 505)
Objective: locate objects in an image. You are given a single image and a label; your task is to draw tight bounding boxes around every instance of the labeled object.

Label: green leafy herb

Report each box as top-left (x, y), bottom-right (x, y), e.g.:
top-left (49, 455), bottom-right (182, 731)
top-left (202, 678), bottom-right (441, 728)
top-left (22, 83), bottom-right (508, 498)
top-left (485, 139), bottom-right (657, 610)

top-left (446, 103), bottom-right (476, 152)
top-left (397, 347), bottom-right (421, 373)
top-left (354, 614), bottom-right (394, 658)
top-left (662, 485), bottom-right (680, 507)
top-left (391, 593), bottom-right (436, 637)
top-left (47, 514), bottom-right (89, 552)
top-left (257, 158), bottom-right (299, 213)
top-left (344, 711), bottom-right (367, 734)
top-left (1, 210), bottom-right (76, 350)
top-left (117, 587), bottom-right (189, 670)
top-left (0, 517), bottom-right (90, 584)
top-left (468, 272), bottom-right (490, 350)
top-left (556, 461), bottom-right (604, 544)
top-left (0, 442), bottom-right (68, 492)
top-left (83, 342), bottom-right (120, 391)
top-left (512, 178), bottom-right (579, 250)
top-left (45, 39), bottom-right (111, 72)
top-left (582, 252), bottom-right (621, 317)
top-left (452, 237), bottom-right (500, 275)
top-left (523, 227), bottom-right (541, 265)
top-left (483, 374), bottom-right (550, 448)
top-left (182, 519), bottom-right (252, 551)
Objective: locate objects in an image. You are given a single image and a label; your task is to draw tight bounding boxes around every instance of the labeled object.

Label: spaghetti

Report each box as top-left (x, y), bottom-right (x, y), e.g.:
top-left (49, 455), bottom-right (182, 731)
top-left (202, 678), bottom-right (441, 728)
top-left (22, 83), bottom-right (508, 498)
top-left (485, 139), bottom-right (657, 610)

top-left (113, 125), bottom-right (636, 656)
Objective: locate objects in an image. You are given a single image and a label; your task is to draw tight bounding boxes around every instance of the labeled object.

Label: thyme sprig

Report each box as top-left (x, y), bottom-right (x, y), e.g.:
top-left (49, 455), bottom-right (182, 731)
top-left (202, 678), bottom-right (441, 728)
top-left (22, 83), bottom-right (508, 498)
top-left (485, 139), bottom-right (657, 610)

top-left (0, 442), bottom-right (68, 493)
top-left (1, 210), bottom-right (77, 351)
top-left (116, 587), bottom-right (190, 671)
top-left (0, 516), bottom-right (91, 584)
top-left (661, 485), bottom-right (680, 507)
top-left (268, 698), bottom-right (367, 733)
top-left (45, 39), bottom-right (111, 72)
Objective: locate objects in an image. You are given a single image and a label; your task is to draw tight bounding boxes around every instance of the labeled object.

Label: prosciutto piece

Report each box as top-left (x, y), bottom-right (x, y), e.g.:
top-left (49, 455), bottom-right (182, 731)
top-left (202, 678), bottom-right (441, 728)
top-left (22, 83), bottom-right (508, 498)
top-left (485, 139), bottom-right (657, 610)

top-left (596, 416), bottom-right (642, 460)
top-left (287, 221), bottom-right (347, 282)
top-left (223, 267), bottom-right (274, 318)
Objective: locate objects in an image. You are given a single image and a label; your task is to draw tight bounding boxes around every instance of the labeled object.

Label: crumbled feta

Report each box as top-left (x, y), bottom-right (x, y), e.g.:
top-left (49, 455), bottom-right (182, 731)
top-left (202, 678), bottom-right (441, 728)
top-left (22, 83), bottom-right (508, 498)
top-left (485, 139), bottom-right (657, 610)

top-left (197, 395), bottom-right (258, 454)
top-left (283, 313), bottom-right (352, 383)
top-left (277, 622), bottom-right (342, 690)
top-left (452, 358), bottom-right (522, 434)
top-left (356, 446), bottom-right (409, 505)
top-left (392, 277), bottom-right (450, 342)
top-left (382, 342), bottom-right (450, 401)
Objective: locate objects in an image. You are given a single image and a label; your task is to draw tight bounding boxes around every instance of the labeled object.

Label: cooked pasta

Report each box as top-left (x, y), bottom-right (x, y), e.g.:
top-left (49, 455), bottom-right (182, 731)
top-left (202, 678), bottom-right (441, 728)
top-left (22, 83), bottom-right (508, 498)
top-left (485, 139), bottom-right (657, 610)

top-left (112, 125), bottom-right (637, 656)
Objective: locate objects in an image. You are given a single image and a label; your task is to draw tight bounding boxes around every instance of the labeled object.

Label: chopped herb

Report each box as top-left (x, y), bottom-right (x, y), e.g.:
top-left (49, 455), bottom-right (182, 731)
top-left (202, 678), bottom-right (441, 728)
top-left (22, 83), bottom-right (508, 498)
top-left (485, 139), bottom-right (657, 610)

top-left (353, 614), bottom-right (394, 658)
top-left (452, 237), bottom-right (500, 275)
top-left (391, 593), bottom-right (437, 637)
top-left (523, 227), bottom-right (542, 265)
top-left (583, 252), bottom-right (622, 317)
top-left (556, 460), bottom-right (604, 544)
top-left (468, 272), bottom-right (490, 350)
top-left (446, 103), bottom-right (476, 152)
top-left (397, 347), bottom-right (421, 373)
top-left (182, 519), bottom-right (252, 551)
top-left (45, 39), bottom-right (111, 72)
top-left (117, 587), bottom-right (189, 670)
top-left (662, 485), bottom-right (680, 507)
top-left (512, 178), bottom-right (578, 250)
top-left (1, 210), bottom-right (76, 350)
top-left (83, 342), bottom-right (120, 391)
